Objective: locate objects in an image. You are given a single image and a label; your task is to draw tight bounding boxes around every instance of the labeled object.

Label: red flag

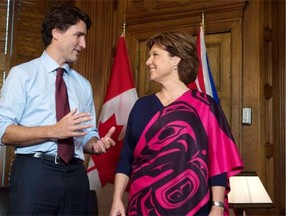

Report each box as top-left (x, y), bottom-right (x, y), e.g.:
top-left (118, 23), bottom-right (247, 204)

top-left (87, 36), bottom-right (138, 188)
top-left (188, 26), bottom-right (220, 104)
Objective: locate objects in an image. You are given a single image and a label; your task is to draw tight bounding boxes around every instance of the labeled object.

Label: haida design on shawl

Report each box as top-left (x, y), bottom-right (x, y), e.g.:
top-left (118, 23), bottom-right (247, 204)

top-left (128, 90), bottom-right (243, 216)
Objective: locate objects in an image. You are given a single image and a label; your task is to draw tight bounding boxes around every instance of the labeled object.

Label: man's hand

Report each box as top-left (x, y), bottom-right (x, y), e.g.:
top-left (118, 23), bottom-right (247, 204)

top-left (84, 126), bottom-right (116, 154)
top-left (53, 108), bottom-right (93, 139)
top-left (2, 108), bottom-right (94, 146)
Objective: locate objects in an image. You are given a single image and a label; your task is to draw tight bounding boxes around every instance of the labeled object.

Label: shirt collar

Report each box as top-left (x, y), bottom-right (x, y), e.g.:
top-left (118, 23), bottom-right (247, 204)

top-left (40, 51), bottom-right (70, 74)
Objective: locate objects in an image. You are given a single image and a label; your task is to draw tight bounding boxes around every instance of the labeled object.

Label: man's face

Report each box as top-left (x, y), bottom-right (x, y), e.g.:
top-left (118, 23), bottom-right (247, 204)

top-left (53, 20), bottom-right (87, 65)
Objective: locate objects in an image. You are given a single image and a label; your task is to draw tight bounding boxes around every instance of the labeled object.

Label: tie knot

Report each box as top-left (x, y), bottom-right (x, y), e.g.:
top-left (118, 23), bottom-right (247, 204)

top-left (57, 67), bottom-right (65, 77)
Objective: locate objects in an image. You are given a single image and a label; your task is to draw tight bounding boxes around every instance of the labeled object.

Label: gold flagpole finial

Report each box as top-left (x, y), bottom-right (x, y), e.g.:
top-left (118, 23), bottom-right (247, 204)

top-left (122, 22), bottom-right (126, 36)
top-left (201, 11), bottom-right (205, 34)
top-left (122, 12), bottom-right (126, 37)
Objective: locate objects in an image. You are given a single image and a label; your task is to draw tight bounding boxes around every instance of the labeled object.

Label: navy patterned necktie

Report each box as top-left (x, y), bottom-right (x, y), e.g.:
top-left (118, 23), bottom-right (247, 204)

top-left (55, 67), bottom-right (74, 163)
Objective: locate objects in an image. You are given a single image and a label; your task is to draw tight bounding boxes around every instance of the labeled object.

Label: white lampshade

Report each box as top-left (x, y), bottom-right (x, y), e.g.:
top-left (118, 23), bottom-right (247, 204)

top-left (228, 172), bottom-right (273, 207)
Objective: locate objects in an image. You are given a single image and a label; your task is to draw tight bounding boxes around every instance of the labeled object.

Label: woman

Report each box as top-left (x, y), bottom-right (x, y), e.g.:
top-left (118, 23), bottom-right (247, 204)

top-left (110, 32), bottom-right (243, 216)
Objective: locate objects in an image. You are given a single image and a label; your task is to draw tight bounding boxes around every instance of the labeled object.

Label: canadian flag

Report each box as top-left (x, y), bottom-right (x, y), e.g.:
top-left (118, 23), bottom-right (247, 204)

top-left (87, 36), bottom-right (138, 192)
top-left (188, 26), bottom-right (220, 104)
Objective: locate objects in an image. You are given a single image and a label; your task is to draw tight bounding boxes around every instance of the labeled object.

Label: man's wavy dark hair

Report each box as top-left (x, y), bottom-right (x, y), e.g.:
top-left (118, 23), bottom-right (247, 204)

top-left (41, 4), bottom-right (91, 48)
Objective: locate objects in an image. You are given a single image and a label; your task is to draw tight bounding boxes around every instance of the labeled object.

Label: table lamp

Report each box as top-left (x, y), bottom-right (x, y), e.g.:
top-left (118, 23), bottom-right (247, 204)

top-left (228, 171), bottom-right (273, 215)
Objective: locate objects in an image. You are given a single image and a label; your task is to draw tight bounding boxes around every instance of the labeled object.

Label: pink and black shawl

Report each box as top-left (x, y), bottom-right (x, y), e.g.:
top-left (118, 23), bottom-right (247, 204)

top-left (127, 90), bottom-right (243, 215)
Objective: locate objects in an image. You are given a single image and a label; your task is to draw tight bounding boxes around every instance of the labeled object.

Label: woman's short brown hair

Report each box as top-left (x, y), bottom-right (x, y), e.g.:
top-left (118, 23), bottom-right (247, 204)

top-left (147, 32), bottom-right (198, 84)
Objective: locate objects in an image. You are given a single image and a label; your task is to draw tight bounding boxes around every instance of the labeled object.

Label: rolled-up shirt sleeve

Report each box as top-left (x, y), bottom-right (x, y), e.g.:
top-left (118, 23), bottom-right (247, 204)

top-left (0, 67), bottom-right (27, 144)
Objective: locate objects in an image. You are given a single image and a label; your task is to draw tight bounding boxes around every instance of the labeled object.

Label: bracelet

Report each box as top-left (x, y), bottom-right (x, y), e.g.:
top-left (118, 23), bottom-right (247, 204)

top-left (212, 201), bottom-right (224, 208)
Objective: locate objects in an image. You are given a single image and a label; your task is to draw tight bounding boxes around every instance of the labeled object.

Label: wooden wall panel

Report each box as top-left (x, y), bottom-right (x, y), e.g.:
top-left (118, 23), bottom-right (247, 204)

top-left (0, 0), bottom-right (8, 89)
top-left (0, 0), bottom-right (7, 182)
top-left (74, 1), bottom-right (115, 119)
top-left (242, 0), bottom-right (285, 215)
top-left (125, 0), bottom-right (246, 25)
top-left (9, 0), bottom-right (68, 67)
top-left (11, 0), bottom-right (46, 65)
top-left (268, 0), bottom-right (285, 214)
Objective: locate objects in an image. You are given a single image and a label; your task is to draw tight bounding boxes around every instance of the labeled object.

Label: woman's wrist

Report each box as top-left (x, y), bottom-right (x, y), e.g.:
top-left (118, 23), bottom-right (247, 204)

top-left (212, 201), bottom-right (224, 208)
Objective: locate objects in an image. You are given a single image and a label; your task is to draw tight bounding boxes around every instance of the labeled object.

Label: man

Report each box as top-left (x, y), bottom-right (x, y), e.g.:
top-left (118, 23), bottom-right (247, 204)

top-left (0, 4), bottom-right (115, 215)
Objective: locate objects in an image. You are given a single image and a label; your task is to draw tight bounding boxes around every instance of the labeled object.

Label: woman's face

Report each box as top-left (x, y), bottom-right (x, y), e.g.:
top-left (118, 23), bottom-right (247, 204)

top-left (146, 44), bottom-right (179, 84)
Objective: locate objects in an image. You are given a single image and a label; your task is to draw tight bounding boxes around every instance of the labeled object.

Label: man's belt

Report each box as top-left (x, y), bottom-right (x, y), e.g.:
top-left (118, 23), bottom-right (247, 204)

top-left (17, 152), bottom-right (83, 165)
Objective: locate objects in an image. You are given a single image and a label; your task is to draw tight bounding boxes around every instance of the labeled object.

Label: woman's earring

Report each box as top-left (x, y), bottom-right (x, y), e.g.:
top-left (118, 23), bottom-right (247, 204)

top-left (174, 65), bottom-right (177, 70)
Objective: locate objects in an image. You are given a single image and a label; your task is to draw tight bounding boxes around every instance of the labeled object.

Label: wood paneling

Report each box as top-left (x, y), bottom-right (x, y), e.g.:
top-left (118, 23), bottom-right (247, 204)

top-left (11, 0), bottom-right (46, 65)
top-left (242, 0), bottom-right (285, 215)
top-left (0, 0), bottom-right (8, 89)
top-left (125, 0), bottom-right (246, 25)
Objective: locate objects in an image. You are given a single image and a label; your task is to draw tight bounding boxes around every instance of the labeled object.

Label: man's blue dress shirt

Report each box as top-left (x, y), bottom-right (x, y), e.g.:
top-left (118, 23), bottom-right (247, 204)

top-left (0, 51), bottom-right (99, 160)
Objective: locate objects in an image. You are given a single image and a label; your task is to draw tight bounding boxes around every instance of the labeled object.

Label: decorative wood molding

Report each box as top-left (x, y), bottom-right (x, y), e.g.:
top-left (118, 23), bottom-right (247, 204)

top-left (126, 0), bottom-right (247, 25)
top-left (264, 83), bottom-right (273, 100)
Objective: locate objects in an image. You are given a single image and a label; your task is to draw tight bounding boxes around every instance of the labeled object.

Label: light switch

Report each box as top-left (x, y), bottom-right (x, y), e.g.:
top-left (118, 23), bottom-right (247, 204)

top-left (242, 107), bottom-right (252, 125)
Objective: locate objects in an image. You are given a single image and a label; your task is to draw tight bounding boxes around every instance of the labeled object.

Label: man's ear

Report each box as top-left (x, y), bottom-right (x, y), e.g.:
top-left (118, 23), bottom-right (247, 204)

top-left (52, 28), bottom-right (61, 40)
